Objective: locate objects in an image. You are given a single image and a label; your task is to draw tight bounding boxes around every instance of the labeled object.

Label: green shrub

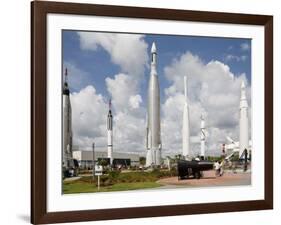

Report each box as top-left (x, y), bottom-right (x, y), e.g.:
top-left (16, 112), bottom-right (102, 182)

top-left (103, 178), bottom-right (114, 186)
top-left (108, 170), bottom-right (121, 179)
top-left (99, 176), bottom-right (108, 186)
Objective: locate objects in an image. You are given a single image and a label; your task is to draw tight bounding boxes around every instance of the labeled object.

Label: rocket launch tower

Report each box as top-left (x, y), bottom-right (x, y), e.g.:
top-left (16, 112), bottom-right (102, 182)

top-left (146, 42), bottom-right (162, 167)
top-left (62, 68), bottom-right (73, 168)
top-left (107, 99), bottom-right (113, 165)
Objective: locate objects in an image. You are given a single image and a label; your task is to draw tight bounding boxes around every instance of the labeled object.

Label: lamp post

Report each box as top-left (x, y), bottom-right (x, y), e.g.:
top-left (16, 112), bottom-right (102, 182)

top-left (92, 142), bottom-right (95, 181)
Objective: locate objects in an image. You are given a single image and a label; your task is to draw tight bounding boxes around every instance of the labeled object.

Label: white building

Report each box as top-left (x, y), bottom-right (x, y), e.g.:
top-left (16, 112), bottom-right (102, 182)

top-left (73, 150), bottom-right (140, 168)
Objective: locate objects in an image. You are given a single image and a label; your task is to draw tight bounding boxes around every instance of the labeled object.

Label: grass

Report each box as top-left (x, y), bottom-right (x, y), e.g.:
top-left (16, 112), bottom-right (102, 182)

top-left (63, 169), bottom-right (177, 194)
top-left (63, 181), bottom-right (162, 194)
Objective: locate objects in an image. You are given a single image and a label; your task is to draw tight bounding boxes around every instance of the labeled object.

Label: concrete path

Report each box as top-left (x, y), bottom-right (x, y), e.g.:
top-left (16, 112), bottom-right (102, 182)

top-left (64, 176), bottom-right (81, 182)
top-left (157, 170), bottom-right (251, 188)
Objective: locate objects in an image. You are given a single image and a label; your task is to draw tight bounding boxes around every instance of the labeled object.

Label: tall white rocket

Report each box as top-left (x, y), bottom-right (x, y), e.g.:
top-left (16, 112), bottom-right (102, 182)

top-left (200, 115), bottom-right (206, 158)
top-left (146, 42), bottom-right (161, 167)
top-left (62, 68), bottom-right (73, 167)
top-left (239, 80), bottom-right (249, 157)
top-left (107, 99), bottom-right (113, 164)
top-left (182, 76), bottom-right (190, 158)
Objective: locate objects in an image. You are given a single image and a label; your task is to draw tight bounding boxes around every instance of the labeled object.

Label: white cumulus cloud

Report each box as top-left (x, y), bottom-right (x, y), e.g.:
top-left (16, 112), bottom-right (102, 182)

top-left (224, 54), bottom-right (248, 62)
top-left (129, 95), bottom-right (142, 109)
top-left (162, 51), bottom-right (251, 156)
top-left (240, 42), bottom-right (250, 51)
top-left (70, 36), bottom-right (251, 158)
top-left (71, 84), bottom-right (146, 153)
top-left (105, 73), bottom-right (139, 111)
top-left (77, 32), bottom-right (148, 76)
top-left (71, 85), bottom-right (107, 149)
top-left (74, 32), bottom-right (150, 153)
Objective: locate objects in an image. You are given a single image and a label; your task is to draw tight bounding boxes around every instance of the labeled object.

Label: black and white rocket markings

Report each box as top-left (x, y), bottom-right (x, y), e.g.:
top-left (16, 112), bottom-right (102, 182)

top-left (107, 99), bottom-right (113, 164)
top-left (62, 68), bottom-right (73, 167)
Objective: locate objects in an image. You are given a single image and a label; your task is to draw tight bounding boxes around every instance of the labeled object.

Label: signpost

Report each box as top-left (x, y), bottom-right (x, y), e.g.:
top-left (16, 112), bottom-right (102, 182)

top-left (95, 165), bottom-right (103, 190)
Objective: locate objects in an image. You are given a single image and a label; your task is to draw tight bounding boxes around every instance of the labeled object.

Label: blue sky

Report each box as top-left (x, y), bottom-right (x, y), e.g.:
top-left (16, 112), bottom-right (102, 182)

top-left (63, 30), bottom-right (251, 156)
top-left (63, 31), bottom-right (251, 99)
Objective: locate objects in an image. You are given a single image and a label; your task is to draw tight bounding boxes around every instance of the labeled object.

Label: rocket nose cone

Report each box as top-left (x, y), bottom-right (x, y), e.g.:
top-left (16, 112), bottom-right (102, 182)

top-left (151, 42), bottom-right (157, 53)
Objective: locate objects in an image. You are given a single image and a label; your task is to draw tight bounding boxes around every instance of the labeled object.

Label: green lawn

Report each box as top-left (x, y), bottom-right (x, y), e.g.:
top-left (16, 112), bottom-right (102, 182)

top-left (63, 169), bottom-right (177, 194)
top-left (63, 181), bottom-right (162, 194)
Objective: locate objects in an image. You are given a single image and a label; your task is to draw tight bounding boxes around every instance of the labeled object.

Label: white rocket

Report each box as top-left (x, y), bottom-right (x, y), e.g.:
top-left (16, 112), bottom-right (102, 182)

top-left (239, 80), bottom-right (249, 157)
top-left (107, 99), bottom-right (113, 164)
top-left (200, 114), bottom-right (206, 158)
top-left (62, 68), bottom-right (73, 167)
top-left (182, 76), bottom-right (190, 158)
top-left (146, 42), bottom-right (161, 167)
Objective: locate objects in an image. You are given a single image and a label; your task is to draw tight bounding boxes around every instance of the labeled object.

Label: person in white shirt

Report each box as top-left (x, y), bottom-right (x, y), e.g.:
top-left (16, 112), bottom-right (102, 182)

top-left (214, 161), bottom-right (220, 177)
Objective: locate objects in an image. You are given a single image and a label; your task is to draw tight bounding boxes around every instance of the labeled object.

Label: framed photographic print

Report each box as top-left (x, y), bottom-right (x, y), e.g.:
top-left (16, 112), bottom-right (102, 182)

top-left (31, 1), bottom-right (273, 224)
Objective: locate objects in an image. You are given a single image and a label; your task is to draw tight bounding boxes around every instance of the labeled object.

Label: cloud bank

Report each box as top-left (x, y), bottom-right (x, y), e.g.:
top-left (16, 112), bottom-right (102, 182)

top-left (162, 52), bottom-right (251, 156)
top-left (69, 32), bottom-right (251, 157)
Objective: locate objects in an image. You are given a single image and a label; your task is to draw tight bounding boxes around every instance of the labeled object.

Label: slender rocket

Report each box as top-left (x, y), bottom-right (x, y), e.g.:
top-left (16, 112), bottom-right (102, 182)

top-left (239, 80), bottom-right (249, 157)
top-left (62, 68), bottom-right (73, 167)
top-left (146, 42), bottom-right (161, 167)
top-left (107, 99), bottom-right (113, 164)
top-left (200, 114), bottom-right (206, 159)
top-left (182, 76), bottom-right (190, 158)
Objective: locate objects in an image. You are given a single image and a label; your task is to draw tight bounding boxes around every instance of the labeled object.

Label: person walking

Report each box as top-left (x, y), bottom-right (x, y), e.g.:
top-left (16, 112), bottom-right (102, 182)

top-left (214, 161), bottom-right (220, 177)
top-left (219, 160), bottom-right (224, 176)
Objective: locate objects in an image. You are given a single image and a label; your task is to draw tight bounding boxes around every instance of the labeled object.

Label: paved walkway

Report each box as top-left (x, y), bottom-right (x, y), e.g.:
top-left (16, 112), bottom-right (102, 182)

top-left (64, 176), bottom-right (81, 182)
top-left (157, 170), bottom-right (251, 188)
